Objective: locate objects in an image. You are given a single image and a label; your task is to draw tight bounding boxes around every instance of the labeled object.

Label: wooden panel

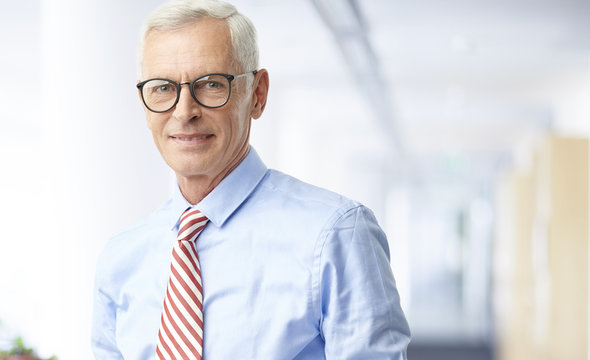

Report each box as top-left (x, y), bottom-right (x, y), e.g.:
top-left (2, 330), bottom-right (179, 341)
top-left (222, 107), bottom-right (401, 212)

top-left (494, 136), bottom-right (589, 360)
top-left (546, 137), bottom-right (588, 360)
top-left (494, 171), bottom-right (536, 360)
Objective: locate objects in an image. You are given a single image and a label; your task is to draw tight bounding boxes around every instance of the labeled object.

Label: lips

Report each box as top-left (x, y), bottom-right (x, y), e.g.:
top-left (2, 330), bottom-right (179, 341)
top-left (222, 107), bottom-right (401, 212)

top-left (170, 133), bottom-right (214, 144)
top-left (173, 135), bottom-right (211, 141)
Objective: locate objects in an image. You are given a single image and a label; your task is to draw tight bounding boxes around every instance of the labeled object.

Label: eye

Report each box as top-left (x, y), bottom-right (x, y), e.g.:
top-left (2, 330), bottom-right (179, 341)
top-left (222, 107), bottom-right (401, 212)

top-left (144, 79), bottom-right (175, 95)
top-left (205, 81), bottom-right (221, 89)
top-left (195, 80), bottom-right (223, 90)
top-left (194, 75), bottom-right (228, 92)
top-left (156, 84), bottom-right (172, 93)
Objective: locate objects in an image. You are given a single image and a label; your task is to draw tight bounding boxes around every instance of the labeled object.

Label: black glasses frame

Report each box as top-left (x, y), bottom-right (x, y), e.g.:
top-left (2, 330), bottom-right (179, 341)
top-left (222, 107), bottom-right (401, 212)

top-left (137, 70), bottom-right (258, 113)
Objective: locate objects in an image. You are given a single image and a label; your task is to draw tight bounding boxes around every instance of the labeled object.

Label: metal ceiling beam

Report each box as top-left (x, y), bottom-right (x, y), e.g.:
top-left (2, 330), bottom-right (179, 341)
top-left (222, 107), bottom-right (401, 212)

top-left (311, 0), bottom-right (404, 157)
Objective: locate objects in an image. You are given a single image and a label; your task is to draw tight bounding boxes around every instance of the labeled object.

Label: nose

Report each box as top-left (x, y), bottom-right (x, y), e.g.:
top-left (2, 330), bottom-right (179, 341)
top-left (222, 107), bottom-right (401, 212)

top-left (172, 82), bottom-right (202, 122)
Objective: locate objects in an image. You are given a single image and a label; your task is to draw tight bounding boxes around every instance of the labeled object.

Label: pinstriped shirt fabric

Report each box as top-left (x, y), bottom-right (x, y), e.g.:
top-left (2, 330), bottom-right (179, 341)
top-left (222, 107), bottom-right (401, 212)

top-left (156, 209), bottom-right (208, 360)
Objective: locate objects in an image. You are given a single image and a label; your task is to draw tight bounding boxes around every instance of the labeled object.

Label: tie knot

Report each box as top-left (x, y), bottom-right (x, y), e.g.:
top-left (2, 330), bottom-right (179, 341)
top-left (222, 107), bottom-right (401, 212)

top-left (178, 208), bottom-right (209, 243)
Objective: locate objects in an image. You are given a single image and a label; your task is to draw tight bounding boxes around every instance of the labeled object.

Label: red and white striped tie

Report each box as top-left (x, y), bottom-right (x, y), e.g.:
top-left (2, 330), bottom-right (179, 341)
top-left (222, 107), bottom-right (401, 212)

top-left (156, 208), bottom-right (208, 360)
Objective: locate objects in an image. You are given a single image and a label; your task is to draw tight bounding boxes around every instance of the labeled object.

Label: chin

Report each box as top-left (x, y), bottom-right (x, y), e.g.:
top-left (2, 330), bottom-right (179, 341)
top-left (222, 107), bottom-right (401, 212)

top-left (174, 163), bottom-right (213, 178)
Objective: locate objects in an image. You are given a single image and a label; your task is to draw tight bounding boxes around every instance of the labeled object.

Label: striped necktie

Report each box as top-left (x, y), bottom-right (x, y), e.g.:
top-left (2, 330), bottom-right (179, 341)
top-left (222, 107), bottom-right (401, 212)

top-left (156, 208), bottom-right (208, 360)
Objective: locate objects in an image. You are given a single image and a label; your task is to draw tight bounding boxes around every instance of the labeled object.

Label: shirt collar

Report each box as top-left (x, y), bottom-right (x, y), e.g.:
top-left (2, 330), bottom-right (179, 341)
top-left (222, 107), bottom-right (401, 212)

top-left (168, 147), bottom-right (268, 230)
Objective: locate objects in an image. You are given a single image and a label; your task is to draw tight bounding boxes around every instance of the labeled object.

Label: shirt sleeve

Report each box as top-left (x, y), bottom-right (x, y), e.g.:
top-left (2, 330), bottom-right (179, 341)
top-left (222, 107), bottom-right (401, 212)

top-left (91, 253), bottom-right (125, 359)
top-left (317, 205), bottom-right (411, 359)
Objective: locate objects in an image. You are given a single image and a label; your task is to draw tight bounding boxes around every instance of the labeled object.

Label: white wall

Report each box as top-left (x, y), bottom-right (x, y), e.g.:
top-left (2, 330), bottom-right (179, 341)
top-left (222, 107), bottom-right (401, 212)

top-left (1, 0), bottom-right (168, 357)
top-left (0, 1), bottom-right (400, 358)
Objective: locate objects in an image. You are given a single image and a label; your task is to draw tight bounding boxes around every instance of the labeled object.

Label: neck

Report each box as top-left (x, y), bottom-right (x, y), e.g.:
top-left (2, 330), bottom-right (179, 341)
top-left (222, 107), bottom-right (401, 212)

top-left (177, 146), bottom-right (250, 205)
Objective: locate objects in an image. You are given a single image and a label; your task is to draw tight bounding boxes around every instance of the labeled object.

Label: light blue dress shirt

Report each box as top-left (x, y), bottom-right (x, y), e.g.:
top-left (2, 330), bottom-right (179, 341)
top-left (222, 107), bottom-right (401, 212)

top-left (92, 148), bottom-right (410, 359)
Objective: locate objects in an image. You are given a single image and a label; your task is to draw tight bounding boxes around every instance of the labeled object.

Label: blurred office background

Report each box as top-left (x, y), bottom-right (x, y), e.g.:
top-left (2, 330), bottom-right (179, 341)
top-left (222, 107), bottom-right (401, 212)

top-left (1, 0), bottom-right (589, 359)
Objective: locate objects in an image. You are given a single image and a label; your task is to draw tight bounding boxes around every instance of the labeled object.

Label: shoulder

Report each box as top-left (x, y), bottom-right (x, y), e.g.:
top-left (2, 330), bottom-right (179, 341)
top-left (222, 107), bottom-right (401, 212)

top-left (106, 198), bottom-right (170, 248)
top-left (259, 169), bottom-right (361, 216)
top-left (246, 169), bottom-right (382, 246)
top-left (259, 172), bottom-right (388, 257)
top-left (113, 199), bottom-right (172, 239)
top-left (95, 198), bottom-right (173, 283)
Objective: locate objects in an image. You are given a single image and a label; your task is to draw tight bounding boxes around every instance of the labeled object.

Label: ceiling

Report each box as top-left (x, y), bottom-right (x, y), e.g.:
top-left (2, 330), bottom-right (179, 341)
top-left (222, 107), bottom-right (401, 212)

top-left (233, 0), bottom-right (590, 188)
top-left (363, 0), bottom-right (590, 149)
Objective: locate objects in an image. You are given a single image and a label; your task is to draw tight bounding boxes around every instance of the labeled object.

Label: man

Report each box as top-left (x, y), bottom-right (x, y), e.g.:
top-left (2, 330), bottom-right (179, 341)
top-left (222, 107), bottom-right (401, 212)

top-left (92, 0), bottom-right (411, 359)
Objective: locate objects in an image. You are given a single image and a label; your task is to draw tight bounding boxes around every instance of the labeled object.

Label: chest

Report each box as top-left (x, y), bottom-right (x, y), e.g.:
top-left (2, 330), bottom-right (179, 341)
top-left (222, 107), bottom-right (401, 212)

top-left (115, 230), bottom-right (321, 359)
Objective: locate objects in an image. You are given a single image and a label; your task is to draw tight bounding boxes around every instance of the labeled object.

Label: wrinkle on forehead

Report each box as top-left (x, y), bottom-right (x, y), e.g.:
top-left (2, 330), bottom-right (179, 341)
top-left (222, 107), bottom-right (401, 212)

top-left (142, 17), bottom-right (234, 80)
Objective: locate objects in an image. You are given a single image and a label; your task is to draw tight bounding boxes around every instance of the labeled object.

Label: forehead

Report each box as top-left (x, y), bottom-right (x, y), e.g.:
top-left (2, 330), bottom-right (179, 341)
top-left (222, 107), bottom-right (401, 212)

top-left (142, 18), bottom-right (233, 79)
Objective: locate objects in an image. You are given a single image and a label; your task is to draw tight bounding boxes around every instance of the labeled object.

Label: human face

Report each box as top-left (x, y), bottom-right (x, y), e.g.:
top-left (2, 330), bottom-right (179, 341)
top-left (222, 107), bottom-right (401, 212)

top-left (141, 18), bottom-right (255, 189)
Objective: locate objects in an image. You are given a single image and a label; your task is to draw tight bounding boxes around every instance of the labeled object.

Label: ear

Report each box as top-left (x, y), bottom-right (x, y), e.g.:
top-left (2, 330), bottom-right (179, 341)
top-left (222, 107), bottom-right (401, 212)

top-left (249, 69), bottom-right (269, 120)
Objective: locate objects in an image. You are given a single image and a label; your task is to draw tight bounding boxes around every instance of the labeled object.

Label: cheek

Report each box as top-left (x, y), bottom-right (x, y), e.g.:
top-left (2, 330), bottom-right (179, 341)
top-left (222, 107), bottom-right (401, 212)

top-left (227, 97), bottom-right (251, 137)
top-left (146, 114), bottom-right (154, 131)
top-left (230, 114), bottom-right (250, 141)
top-left (146, 113), bottom-right (167, 133)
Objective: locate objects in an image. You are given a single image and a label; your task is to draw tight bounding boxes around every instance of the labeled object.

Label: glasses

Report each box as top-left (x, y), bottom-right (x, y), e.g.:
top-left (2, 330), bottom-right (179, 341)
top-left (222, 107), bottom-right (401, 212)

top-left (137, 71), bottom-right (257, 113)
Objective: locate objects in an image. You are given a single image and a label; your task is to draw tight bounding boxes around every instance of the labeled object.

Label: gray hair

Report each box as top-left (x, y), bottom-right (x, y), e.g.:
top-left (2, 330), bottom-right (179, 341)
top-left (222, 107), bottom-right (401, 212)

top-left (138, 0), bottom-right (259, 79)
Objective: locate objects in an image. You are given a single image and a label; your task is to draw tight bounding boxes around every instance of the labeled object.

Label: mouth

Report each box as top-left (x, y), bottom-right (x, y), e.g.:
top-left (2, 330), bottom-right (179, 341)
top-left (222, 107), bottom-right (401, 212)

top-left (170, 133), bottom-right (214, 144)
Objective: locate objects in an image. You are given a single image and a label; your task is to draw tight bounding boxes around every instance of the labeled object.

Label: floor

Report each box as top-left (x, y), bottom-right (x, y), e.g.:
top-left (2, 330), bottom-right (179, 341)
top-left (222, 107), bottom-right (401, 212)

top-left (407, 342), bottom-right (494, 360)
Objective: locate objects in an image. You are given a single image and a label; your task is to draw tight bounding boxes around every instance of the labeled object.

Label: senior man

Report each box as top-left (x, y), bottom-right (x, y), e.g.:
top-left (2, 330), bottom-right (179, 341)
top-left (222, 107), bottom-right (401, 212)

top-left (91, 0), bottom-right (411, 359)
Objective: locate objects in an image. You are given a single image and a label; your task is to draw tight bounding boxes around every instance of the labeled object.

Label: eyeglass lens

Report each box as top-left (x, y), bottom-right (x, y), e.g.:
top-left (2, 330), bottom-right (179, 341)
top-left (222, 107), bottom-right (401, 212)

top-left (141, 74), bottom-right (231, 112)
